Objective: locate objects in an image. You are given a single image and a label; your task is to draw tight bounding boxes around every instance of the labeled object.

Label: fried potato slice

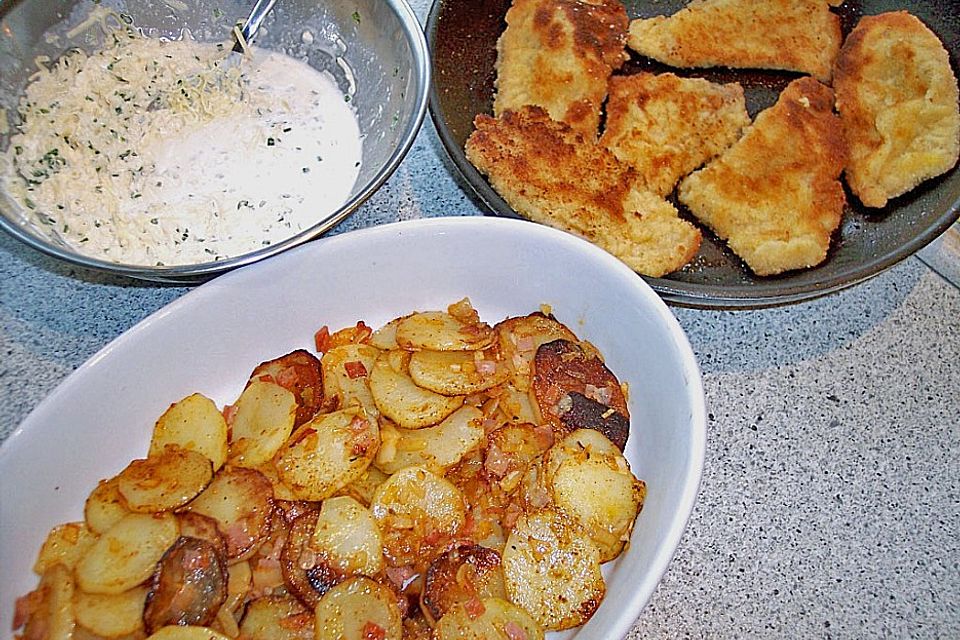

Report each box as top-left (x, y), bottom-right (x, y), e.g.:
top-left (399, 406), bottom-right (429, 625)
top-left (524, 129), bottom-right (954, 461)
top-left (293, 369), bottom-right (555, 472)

top-left (432, 597), bottom-right (544, 640)
top-left (313, 577), bottom-right (403, 640)
top-left (75, 512), bottom-right (179, 595)
top-left (249, 349), bottom-right (324, 427)
top-left (421, 545), bottom-right (506, 625)
top-left (834, 11), bottom-right (960, 208)
top-left (370, 351), bottom-right (464, 429)
top-left (84, 477), bottom-right (130, 535)
top-left (150, 393), bottom-right (228, 471)
top-left (280, 509), bottom-right (335, 610)
top-left (395, 310), bottom-right (495, 352)
top-left (601, 72), bottom-right (750, 197)
top-left (143, 536), bottom-right (229, 632)
top-left (627, 0), bottom-right (842, 82)
top-left (145, 626), bottom-right (231, 640)
top-left (184, 466), bottom-right (273, 561)
top-left (678, 77), bottom-right (846, 276)
top-left (466, 106), bottom-right (701, 278)
top-left (321, 343), bottom-right (380, 417)
top-left (494, 0), bottom-right (628, 139)
top-left (33, 521), bottom-right (97, 575)
top-left (239, 595), bottom-right (314, 640)
top-left (74, 586), bottom-right (147, 638)
top-left (502, 508), bottom-right (605, 630)
top-left (408, 347), bottom-right (510, 396)
top-left (484, 423), bottom-right (555, 493)
top-left (548, 429), bottom-right (646, 562)
top-left (18, 564), bottom-right (75, 640)
top-left (228, 379), bottom-right (297, 468)
top-left (274, 408), bottom-right (379, 501)
top-left (311, 495), bottom-right (385, 577)
top-left (496, 313), bottom-right (577, 392)
top-left (532, 338), bottom-right (629, 447)
top-left (117, 445), bottom-right (213, 513)
top-left (370, 466), bottom-right (467, 568)
top-left (375, 406), bottom-right (485, 475)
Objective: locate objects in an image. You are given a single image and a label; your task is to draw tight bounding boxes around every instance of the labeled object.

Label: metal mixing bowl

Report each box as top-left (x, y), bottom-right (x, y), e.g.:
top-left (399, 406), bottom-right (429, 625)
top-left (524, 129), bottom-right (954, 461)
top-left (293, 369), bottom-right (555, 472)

top-left (0, 0), bottom-right (429, 282)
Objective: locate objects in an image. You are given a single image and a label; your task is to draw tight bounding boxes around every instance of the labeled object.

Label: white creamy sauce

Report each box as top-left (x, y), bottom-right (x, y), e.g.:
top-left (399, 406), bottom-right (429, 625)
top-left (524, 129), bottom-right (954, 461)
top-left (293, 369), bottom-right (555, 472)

top-left (2, 21), bottom-right (362, 266)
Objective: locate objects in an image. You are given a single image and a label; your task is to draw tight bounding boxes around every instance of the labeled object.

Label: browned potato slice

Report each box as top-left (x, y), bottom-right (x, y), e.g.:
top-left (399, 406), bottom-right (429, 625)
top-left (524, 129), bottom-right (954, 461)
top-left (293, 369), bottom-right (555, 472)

top-left (75, 512), bottom-right (179, 595)
top-left (176, 512), bottom-right (228, 557)
top-left (311, 496), bottom-right (384, 577)
top-left (150, 393), bottom-right (228, 471)
top-left (370, 466), bottom-right (467, 568)
top-left (432, 597), bottom-right (544, 640)
top-left (408, 347), bottom-right (510, 396)
top-left (250, 349), bottom-right (325, 427)
top-left (252, 461), bottom-right (300, 501)
top-left (370, 351), bottom-right (464, 429)
top-left (321, 344), bottom-right (380, 417)
top-left (117, 445), bottom-right (213, 513)
top-left (395, 307), bottom-right (495, 352)
top-left (313, 576), bottom-right (403, 640)
top-left (280, 509), bottom-right (336, 609)
top-left (33, 521), bottom-right (97, 575)
top-left (184, 466), bottom-right (273, 561)
top-left (274, 407), bottom-right (378, 501)
top-left (16, 564), bottom-right (75, 640)
top-left (145, 626), bottom-right (231, 640)
top-left (336, 464), bottom-right (390, 507)
top-left (501, 508), bottom-right (605, 631)
top-left (495, 313), bottom-right (578, 391)
top-left (228, 379), bottom-right (297, 468)
top-left (84, 477), bottom-right (131, 535)
top-left (239, 595), bottom-right (314, 640)
top-left (374, 405), bottom-right (484, 475)
top-left (532, 339), bottom-right (630, 447)
top-left (143, 537), bottom-right (229, 632)
top-left (548, 429), bottom-right (646, 562)
top-left (73, 586), bottom-right (147, 638)
top-left (421, 545), bottom-right (506, 624)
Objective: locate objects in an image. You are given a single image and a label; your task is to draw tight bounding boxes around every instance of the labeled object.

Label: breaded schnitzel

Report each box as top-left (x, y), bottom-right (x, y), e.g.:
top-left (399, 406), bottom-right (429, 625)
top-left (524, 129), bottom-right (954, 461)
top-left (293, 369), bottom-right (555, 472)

top-left (465, 106), bottom-right (701, 277)
top-left (495, 0), bottom-right (628, 139)
top-left (834, 11), bottom-right (960, 208)
top-left (600, 72), bottom-right (750, 197)
top-left (678, 77), bottom-right (846, 276)
top-left (627, 0), bottom-right (842, 82)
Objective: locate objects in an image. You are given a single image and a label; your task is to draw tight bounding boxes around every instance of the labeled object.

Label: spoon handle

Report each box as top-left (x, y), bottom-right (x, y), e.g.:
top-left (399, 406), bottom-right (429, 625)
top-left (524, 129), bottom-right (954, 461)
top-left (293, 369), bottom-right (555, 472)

top-left (233, 0), bottom-right (279, 52)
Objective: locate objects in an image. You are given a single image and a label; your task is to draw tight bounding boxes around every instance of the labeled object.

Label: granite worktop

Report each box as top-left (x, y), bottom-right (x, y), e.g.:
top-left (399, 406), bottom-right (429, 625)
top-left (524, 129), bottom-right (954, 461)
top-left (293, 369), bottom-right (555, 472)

top-left (2, 1), bottom-right (959, 637)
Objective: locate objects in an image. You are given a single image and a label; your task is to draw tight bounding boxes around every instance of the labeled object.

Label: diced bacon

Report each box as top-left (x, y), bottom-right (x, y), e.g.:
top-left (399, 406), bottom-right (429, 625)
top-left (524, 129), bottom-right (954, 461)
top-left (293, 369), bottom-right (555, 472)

top-left (314, 325), bottom-right (332, 353)
top-left (515, 336), bottom-right (535, 352)
top-left (504, 620), bottom-right (529, 640)
top-left (464, 595), bottom-right (486, 619)
top-left (222, 403), bottom-right (239, 426)
top-left (344, 360), bottom-right (368, 379)
top-left (484, 444), bottom-right (512, 477)
top-left (362, 621), bottom-right (386, 640)
top-left (385, 565), bottom-right (417, 589)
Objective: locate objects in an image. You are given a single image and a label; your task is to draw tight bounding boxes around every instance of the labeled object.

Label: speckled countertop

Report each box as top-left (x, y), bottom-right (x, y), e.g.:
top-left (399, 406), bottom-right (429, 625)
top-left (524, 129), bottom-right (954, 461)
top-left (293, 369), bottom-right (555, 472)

top-left (2, 2), bottom-right (959, 638)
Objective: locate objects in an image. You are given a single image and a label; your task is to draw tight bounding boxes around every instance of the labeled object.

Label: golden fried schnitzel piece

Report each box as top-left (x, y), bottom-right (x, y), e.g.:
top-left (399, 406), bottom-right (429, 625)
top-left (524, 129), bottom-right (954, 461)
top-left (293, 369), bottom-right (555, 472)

top-left (465, 106), bottom-right (701, 277)
top-left (495, 0), bottom-right (628, 139)
top-left (627, 0), bottom-right (842, 82)
top-left (678, 77), bottom-right (846, 276)
top-left (600, 72), bottom-right (750, 197)
top-left (834, 11), bottom-right (960, 208)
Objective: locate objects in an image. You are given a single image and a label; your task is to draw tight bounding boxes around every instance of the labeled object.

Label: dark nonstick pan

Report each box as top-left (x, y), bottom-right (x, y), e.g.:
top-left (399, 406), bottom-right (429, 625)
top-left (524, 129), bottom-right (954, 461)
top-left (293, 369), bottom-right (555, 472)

top-left (426, 0), bottom-right (960, 308)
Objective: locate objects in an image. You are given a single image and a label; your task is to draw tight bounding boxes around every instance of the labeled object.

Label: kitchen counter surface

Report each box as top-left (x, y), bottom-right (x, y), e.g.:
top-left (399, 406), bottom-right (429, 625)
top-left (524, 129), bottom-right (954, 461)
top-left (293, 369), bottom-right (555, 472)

top-left (2, 1), bottom-right (958, 637)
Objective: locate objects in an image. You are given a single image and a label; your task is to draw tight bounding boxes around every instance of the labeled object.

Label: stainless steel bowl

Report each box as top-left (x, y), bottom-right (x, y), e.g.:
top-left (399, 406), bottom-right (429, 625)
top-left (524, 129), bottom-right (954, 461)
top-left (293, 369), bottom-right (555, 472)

top-left (0, 0), bottom-right (429, 282)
